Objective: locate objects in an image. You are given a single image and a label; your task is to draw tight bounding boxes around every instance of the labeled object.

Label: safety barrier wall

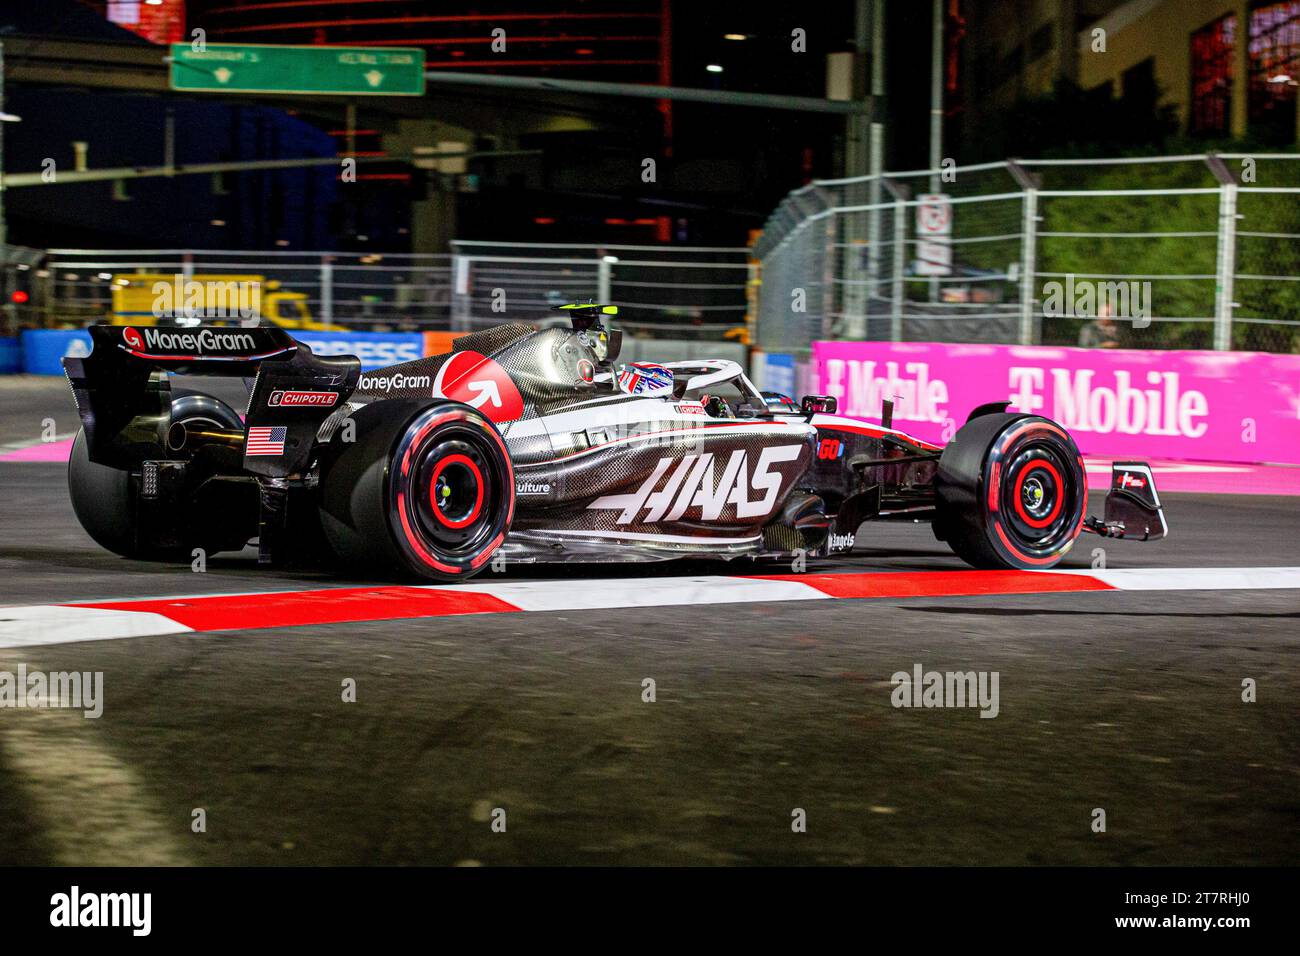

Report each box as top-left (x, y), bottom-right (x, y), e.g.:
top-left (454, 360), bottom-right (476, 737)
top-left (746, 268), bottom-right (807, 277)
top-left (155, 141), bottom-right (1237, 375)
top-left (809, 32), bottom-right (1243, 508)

top-left (812, 340), bottom-right (1300, 466)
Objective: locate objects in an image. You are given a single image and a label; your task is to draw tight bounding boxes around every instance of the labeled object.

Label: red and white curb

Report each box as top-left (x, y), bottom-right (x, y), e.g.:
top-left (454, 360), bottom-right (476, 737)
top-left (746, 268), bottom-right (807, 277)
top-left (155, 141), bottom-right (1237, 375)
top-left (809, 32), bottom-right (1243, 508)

top-left (2, 566), bottom-right (1300, 649)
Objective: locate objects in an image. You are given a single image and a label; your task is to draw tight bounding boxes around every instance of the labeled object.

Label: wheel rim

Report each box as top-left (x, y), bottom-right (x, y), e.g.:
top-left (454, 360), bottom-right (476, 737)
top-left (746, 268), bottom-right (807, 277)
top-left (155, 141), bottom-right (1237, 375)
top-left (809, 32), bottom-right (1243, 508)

top-left (986, 425), bottom-right (1084, 564)
top-left (409, 431), bottom-right (499, 554)
top-left (414, 442), bottom-right (492, 546)
top-left (388, 409), bottom-right (513, 575)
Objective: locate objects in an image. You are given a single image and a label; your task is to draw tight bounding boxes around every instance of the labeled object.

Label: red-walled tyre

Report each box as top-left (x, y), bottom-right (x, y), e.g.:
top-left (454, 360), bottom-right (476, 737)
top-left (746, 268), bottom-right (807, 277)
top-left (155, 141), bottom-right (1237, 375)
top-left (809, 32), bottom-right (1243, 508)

top-left (935, 412), bottom-right (1087, 570)
top-left (318, 399), bottom-right (514, 581)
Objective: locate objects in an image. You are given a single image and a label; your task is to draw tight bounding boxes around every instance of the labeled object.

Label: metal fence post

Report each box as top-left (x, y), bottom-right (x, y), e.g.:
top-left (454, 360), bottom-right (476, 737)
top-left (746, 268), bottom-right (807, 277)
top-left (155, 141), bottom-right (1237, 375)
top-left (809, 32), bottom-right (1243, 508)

top-left (450, 253), bottom-right (467, 332)
top-left (1018, 187), bottom-right (1038, 345)
top-left (1202, 153), bottom-right (1240, 351)
top-left (821, 213), bottom-right (837, 341)
top-left (1214, 182), bottom-right (1237, 351)
top-left (1005, 160), bottom-right (1040, 346)
top-left (882, 177), bottom-right (910, 342)
top-left (597, 254), bottom-right (613, 304)
top-left (319, 254), bottom-right (333, 327)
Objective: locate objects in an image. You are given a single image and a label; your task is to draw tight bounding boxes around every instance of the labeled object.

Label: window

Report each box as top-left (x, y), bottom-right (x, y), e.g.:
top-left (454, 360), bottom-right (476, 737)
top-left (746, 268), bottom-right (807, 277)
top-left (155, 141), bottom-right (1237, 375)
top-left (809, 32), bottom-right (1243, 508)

top-left (1248, 1), bottom-right (1300, 140)
top-left (1191, 3), bottom-right (1300, 139)
top-left (1122, 57), bottom-right (1157, 111)
top-left (1190, 13), bottom-right (1235, 135)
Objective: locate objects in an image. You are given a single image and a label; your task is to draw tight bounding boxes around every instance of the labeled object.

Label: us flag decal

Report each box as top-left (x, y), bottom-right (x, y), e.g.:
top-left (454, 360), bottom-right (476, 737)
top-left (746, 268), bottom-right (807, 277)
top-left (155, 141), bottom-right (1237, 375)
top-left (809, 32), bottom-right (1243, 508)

top-left (246, 426), bottom-right (287, 456)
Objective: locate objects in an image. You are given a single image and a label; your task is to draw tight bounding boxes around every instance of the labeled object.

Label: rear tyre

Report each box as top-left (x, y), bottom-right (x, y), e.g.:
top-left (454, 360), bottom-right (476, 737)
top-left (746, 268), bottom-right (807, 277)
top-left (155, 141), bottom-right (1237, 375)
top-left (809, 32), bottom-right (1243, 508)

top-left (318, 400), bottom-right (514, 581)
top-left (68, 389), bottom-right (250, 560)
top-left (68, 427), bottom-right (145, 558)
top-left (935, 413), bottom-right (1086, 569)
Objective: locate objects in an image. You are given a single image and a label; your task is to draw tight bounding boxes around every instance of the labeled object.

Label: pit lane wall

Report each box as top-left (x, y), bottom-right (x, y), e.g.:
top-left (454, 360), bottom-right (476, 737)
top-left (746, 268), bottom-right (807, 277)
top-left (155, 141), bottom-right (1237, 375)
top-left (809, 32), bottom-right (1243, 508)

top-left (812, 341), bottom-right (1300, 466)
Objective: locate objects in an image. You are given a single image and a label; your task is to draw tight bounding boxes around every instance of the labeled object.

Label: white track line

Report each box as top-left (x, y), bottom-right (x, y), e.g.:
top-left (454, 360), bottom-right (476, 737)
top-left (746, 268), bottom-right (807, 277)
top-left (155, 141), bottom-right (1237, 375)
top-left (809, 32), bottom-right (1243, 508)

top-left (2, 567), bottom-right (1300, 650)
top-left (0, 606), bottom-right (194, 649)
top-left (442, 575), bottom-right (829, 611)
top-left (1079, 566), bottom-right (1300, 591)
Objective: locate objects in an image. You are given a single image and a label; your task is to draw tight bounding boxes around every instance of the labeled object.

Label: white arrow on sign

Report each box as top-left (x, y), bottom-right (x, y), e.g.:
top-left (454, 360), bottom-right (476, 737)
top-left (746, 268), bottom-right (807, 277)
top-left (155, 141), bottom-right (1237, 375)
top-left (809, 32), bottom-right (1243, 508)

top-left (464, 379), bottom-right (502, 409)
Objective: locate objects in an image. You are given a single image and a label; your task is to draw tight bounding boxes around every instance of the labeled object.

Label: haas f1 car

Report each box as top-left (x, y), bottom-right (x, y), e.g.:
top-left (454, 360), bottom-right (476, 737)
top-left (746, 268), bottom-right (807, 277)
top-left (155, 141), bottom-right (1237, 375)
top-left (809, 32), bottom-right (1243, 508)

top-left (63, 306), bottom-right (1166, 581)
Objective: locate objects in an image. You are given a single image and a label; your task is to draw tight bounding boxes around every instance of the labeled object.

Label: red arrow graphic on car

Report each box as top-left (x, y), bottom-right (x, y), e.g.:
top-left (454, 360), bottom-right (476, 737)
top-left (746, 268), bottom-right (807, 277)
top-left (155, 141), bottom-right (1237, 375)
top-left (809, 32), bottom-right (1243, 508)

top-left (432, 351), bottom-right (523, 423)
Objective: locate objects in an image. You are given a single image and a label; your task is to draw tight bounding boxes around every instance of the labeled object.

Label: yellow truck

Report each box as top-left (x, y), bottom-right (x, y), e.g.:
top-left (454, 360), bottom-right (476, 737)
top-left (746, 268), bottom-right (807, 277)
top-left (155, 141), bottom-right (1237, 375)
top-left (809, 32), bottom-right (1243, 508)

top-left (109, 273), bottom-right (346, 331)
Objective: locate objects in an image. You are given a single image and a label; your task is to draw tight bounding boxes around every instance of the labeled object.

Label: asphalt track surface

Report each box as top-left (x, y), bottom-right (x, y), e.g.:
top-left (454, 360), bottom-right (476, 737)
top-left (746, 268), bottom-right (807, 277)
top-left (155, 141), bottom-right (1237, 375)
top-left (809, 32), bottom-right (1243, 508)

top-left (0, 376), bottom-right (1297, 866)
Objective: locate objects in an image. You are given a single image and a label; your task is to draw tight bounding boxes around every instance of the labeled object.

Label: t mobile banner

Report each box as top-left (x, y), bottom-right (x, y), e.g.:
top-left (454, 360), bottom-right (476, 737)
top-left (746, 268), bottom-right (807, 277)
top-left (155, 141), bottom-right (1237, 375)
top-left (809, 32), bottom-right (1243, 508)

top-left (813, 341), bottom-right (1300, 465)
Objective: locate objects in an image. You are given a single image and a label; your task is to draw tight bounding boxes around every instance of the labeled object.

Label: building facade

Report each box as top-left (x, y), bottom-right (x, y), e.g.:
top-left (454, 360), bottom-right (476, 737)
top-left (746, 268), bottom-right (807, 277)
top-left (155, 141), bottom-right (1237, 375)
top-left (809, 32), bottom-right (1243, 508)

top-left (955, 0), bottom-right (1300, 147)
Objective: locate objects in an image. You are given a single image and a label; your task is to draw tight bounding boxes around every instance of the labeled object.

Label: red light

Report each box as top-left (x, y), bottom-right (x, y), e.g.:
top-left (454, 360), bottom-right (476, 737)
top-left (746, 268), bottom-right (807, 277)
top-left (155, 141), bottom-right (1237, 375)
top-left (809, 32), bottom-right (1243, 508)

top-left (11, 290), bottom-right (29, 304)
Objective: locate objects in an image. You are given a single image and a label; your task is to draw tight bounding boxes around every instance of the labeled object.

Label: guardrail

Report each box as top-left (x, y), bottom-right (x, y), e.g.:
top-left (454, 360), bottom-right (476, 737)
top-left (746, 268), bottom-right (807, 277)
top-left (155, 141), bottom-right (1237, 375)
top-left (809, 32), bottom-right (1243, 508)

top-left (448, 241), bottom-right (751, 339)
top-left (4, 242), bottom-right (753, 344)
top-left (1, 241), bottom-right (754, 374)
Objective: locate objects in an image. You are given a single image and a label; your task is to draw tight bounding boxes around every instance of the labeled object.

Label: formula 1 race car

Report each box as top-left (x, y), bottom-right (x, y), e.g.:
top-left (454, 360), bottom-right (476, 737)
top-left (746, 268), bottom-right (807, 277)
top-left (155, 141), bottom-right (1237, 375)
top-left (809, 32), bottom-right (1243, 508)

top-left (63, 305), bottom-right (1167, 581)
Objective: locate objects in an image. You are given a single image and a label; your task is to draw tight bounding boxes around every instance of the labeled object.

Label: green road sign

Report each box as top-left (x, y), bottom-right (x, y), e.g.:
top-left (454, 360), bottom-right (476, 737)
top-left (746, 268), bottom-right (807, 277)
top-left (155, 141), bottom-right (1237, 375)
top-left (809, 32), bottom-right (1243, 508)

top-left (169, 43), bottom-right (426, 96)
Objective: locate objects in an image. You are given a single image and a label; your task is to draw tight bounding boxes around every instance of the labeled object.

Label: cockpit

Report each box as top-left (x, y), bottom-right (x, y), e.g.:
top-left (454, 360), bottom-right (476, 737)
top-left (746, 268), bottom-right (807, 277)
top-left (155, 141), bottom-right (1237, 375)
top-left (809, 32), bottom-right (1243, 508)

top-left (551, 303), bottom-right (769, 418)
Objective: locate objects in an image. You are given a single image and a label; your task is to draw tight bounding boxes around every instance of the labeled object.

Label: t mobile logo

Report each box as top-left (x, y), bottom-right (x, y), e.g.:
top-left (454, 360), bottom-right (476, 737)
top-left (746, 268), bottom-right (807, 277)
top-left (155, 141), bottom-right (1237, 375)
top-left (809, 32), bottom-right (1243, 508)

top-left (588, 445), bottom-right (803, 524)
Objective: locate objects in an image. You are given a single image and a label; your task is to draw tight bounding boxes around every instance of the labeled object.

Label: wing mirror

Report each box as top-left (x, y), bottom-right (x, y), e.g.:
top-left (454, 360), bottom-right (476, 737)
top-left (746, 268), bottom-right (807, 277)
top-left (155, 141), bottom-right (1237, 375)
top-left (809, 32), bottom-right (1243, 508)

top-left (800, 395), bottom-right (838, 415)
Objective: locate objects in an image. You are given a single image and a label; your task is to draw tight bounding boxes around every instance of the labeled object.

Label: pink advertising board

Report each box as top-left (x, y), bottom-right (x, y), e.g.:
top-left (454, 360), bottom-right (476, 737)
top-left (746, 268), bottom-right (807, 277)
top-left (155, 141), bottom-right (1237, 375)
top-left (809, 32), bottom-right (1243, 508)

top-left (812, 341), bottom-right (1300, 465)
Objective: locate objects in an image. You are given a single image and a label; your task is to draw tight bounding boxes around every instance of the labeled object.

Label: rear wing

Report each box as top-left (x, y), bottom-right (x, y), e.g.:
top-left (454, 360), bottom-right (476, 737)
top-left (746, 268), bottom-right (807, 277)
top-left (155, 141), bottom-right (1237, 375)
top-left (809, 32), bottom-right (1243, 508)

top-left (64, 324), bottom-right (360, 473)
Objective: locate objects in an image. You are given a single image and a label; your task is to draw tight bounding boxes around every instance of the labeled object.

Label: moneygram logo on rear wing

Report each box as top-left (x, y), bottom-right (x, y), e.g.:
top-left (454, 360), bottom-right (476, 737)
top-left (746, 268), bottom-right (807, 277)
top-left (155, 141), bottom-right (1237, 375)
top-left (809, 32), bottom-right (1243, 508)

top-left (63, 323), bottom-right (360, 474)
top-left (109, 323), bottom-right (298, 369)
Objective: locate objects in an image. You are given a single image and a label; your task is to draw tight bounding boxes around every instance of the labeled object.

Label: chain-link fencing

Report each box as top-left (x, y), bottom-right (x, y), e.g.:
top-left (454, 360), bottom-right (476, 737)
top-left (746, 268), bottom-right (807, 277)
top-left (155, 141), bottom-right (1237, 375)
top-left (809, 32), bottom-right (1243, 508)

top-left (754, 153), bottom-right (1300, 357)
top-left (9, 243), bottom-right (752, 342)
top-left (448, 241), bottom-right (751, 341)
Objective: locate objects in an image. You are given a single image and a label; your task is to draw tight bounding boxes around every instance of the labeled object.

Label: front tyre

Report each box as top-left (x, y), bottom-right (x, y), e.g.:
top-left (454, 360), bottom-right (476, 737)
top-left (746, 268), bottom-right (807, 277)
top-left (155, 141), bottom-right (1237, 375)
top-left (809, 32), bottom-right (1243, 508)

top-left (318, 400), bottom-right (514, 581)
top-left (935, 413), bottom-right (1086, 569)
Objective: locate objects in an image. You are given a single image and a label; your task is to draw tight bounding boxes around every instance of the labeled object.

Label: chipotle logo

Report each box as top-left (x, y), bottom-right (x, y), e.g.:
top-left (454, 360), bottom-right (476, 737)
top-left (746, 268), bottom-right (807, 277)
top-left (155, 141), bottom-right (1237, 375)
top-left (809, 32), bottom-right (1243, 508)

top-left (268, 389), bottom-right (337, 408)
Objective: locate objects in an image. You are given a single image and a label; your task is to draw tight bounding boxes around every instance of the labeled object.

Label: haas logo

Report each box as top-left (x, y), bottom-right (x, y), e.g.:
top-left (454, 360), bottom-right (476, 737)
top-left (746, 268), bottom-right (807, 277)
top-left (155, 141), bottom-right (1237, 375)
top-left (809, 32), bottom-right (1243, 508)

top-left (122, 327), bottom-right (144, 350)
top-left (1118, 471), bottom-right (1147, 490)
top-left (589, 445), bottom-right (803, 524)
top-left (433, 351), bottom-right (523, 424)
